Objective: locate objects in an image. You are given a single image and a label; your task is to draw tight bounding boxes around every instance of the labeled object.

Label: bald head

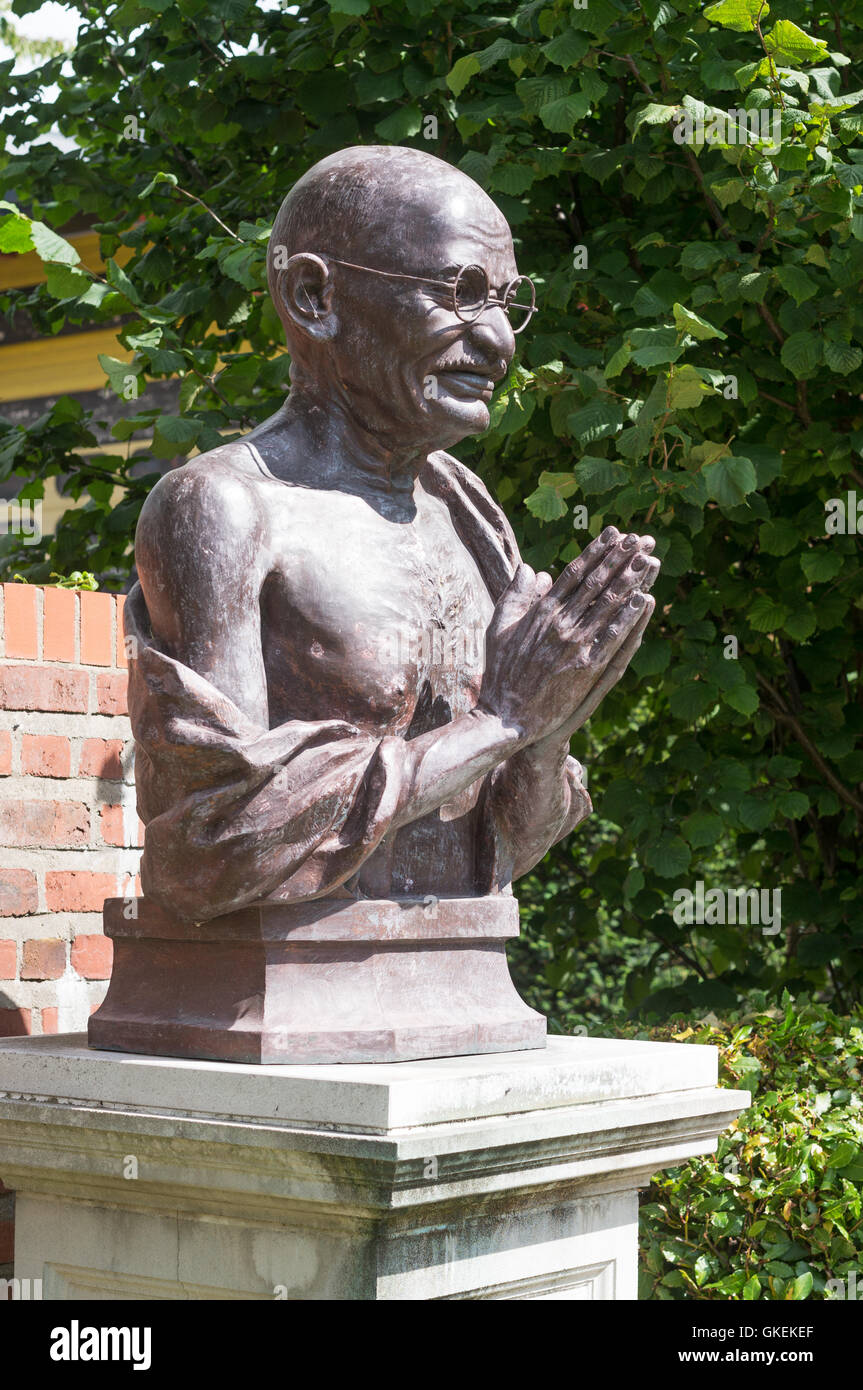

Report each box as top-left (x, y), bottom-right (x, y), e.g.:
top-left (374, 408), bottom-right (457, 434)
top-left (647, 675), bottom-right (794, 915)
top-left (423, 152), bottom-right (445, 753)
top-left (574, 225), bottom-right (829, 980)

top-left (264, 145), bottom-right (520, 449)
top-left (266, 145), bottom-right (511, 306)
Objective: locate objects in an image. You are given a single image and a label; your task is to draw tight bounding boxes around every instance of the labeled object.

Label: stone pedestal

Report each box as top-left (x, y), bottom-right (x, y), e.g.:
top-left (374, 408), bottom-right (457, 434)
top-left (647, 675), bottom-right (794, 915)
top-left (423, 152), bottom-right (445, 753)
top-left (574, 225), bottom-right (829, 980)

top-left (0, 1034), bottom-right (748, 1300)
top-left (88, 895), bottom-right (546, 1064)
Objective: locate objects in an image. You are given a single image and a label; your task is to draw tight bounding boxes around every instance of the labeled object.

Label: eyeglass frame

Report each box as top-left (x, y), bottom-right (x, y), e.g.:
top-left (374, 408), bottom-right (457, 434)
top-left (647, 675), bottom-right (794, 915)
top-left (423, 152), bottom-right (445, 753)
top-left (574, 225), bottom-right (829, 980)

top-left (322, 257), bottom-right (538, 334)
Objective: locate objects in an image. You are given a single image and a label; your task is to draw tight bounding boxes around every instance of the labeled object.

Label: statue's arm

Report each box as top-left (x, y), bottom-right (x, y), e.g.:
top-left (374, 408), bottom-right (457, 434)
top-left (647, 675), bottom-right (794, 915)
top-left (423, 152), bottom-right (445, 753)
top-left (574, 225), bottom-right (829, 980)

top-left (135, 458), bottom-right (270, 728)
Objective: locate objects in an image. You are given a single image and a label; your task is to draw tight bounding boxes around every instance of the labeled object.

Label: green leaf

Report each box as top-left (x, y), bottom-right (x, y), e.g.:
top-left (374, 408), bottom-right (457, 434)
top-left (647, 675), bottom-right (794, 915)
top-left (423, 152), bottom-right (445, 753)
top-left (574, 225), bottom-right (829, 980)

top-left (775, 265), bottom-right (818, 306)
top-left (631, 103), bottom-right (679, 136)
top-left (29, 220), bottom-right (80, 266)
top-left (139, 170), bottom-right (179, 198)
top-left (704, 456), bottom-right (757, 507)
top-left (669, 681), bottom-right (718, 720)
top-left (43, 263), bottom-right (92, 300)
top-left (801, 550), bottom-right (842, 583)
top-left (667, 364), bottom-right (710, 409)
top-left (781, 332), bottom-right (822, 379)
top-left (97, 353), bottom-right (140, 398)
top-left (568, 399), bottom-right (623, 445)
top-left (726, 684), bottom-right (759, 715)
top-left (749, 595), bottom-right (791, 632)
top-left (775, 789), bottom-right (809, 819)
top-left (789, 1271), bottom-right (814, 1300)
top-left (704, 0), bottom-right (765, 33)
top-left (759, 518), bottom-right (798, 556)
top-left (672, 303), bottom-right (727, 341)
top-left (682, 810), bottom-right (725, 848)
top-left (525, 484), bottom-right (568, 521)
top-left (542, 28), bottom-right (589, 69)
top-left (375, 105), bottom-right (423, 140)
top-left (0, 213), bottom-right (33, 253)
top-left (537, 470), bottom-right (577, 498)
top-left (447, 54), bottom-right (480, 97)
top-left (645, 835), bottom-right (691, 878)
top-left (538, 93), bottom-right (591, 134)
top-left (574, 456), bottom-right (628, 494)
top-left (782, 609), bottom-right (816, 641)
top-left (828, 1140), bottom-right (858, 1169)
top-left (824, 341), bottom-right (863, 376)
top-left (763, 20), bottom-right (828, 67)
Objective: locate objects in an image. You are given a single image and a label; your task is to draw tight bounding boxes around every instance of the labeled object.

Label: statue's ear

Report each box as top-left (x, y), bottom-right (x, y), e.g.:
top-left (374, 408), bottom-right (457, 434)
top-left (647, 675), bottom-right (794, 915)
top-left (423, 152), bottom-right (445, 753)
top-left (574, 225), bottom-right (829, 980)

top-left (274, 252), bottom-right (338, 342)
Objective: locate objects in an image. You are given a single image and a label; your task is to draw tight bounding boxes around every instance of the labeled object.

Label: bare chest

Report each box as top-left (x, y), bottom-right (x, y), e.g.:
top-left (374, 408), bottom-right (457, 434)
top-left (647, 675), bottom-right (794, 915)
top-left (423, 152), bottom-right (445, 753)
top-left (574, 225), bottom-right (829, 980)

top-left (258, 483), bottom-right (494, 732)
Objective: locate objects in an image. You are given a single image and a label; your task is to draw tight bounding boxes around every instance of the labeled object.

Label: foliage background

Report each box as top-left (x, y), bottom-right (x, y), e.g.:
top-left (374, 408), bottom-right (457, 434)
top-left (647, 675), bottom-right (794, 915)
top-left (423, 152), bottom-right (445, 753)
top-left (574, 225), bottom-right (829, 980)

top-left (1, 0), bottom-right (862, 1297)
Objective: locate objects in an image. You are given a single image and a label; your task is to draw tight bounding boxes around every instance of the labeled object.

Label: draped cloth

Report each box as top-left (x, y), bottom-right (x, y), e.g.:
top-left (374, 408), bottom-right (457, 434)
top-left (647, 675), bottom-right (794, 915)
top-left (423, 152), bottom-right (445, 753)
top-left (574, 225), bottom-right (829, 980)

top-left (127, 450), bottom-right (586, 922)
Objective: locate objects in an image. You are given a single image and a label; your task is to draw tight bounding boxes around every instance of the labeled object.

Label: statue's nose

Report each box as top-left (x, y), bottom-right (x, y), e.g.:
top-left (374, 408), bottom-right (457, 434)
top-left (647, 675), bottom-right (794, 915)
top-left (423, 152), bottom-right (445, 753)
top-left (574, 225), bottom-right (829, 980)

top-left (466, 306), bottom-right (516, 364)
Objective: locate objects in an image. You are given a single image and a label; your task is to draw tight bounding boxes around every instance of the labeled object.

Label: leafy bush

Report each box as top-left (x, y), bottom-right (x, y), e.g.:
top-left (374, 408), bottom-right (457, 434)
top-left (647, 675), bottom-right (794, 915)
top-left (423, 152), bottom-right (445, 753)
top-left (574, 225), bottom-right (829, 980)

top-left (630, 998), bottom-right (863, 1300)
top-left (0, 0), bottom-right (861, 1011)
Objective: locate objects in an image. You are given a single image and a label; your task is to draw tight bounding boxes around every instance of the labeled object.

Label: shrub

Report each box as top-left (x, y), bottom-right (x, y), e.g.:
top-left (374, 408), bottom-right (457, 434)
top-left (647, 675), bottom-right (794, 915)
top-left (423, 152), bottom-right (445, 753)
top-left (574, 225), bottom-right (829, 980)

top-left (630, 997), bottom-right (863, 1300)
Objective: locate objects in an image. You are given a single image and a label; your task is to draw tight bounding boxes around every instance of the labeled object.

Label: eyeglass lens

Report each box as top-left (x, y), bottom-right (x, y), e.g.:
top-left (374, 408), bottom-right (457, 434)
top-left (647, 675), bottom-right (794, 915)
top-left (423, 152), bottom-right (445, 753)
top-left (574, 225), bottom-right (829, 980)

top-left (452, 265), bottom-right (536, 334)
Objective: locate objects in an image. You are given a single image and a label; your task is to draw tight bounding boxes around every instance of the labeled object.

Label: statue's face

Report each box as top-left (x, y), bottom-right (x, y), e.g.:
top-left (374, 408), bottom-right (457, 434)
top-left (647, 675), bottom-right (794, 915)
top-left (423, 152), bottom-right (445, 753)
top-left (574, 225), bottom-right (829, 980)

top-left (323, 178), bottom-right (520, 450)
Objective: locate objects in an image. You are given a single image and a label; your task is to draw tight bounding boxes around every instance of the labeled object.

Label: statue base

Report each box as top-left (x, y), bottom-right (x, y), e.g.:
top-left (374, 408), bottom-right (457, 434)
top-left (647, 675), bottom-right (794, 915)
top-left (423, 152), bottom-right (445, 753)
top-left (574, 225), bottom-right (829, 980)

top-left (0, 1034), bottom-right (749, 1300)
top-left (88, 895), bottom-right (546, 1065)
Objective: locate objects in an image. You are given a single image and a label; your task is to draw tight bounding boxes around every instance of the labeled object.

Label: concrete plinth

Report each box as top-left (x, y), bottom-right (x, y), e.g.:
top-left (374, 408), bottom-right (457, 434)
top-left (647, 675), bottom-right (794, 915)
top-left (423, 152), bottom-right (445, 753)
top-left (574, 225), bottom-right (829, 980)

top-left (0, 1034), bottom-right (748, 1301)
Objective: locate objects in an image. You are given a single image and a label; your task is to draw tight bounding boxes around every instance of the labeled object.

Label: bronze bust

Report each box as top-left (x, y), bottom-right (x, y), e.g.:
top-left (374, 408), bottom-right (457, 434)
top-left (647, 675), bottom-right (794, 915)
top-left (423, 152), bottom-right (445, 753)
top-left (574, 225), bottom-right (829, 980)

top-left (90, 146), bottom-right (658, 1064)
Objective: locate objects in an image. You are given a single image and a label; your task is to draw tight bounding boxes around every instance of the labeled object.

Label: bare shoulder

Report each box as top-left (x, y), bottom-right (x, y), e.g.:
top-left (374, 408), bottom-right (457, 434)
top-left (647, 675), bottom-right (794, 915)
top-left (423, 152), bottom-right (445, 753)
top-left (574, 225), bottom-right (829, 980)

top-left (135, 442), bottom-right (268, 583)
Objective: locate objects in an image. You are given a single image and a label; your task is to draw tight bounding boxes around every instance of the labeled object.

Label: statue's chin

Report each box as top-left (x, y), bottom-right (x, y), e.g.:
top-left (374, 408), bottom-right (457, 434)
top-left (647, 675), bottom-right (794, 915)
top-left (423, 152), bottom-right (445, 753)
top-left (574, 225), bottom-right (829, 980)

top-left (425, 392), bottom-right (491, 443)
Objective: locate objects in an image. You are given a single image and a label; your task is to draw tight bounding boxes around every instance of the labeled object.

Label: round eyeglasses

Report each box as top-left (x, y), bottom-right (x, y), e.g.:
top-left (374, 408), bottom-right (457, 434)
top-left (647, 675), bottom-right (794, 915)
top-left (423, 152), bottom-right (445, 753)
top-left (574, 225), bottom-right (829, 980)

top-left (325, 258), bottom-right (538, 334)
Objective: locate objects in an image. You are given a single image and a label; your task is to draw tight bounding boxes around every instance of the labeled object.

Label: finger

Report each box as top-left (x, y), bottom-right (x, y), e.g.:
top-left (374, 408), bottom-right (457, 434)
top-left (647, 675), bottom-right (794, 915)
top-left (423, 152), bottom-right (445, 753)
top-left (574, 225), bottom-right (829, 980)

top-left (489, 563), bottom-right (536, 635)
top-left (560, 546), bottom-right (658, 637)
top-left (535, 570), bottom-right (553, 598)
top-left (588, 589), bottom-right (654, 667)
top-left (630, 551), bottom-right (661, 593)
top-left (547, 526), bottom-right (622, 601)
top-left (555, 529), bottom-right (654, 615)
top-left (572, 601), bottom-right (654, 724)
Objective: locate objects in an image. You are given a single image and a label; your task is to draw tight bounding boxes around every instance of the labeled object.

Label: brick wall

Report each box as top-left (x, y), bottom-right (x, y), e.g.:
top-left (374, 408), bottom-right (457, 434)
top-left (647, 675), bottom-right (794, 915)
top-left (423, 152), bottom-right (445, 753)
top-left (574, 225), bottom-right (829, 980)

top-left (0, 582), bottom-right (144, 1286)
top-left (0, 582), bottom-right (142, 1036)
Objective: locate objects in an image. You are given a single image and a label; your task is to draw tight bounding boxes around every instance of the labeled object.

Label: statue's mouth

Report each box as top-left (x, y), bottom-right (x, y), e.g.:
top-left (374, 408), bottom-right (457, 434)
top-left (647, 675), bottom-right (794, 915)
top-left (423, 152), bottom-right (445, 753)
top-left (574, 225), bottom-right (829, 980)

top-left (435, 369), bottom-right (496, 401)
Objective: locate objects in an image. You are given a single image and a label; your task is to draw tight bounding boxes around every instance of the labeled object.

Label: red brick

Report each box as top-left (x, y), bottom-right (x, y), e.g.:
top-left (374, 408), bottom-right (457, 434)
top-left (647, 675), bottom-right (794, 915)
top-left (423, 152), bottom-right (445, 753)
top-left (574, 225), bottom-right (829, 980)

top-left (136, 816), bottom-right (145, 848)
top-left (0, 940), bottom-right (15, 977)
top-left (100, 804), bottom-right (124, 846)
top-left (0, 1219), bottom-right (14, 1262)
top-left (0, 1007), bottom-right (31, 1037)
top-left (21, 733), bottom-right (71, 778)
top-left (45, 870), bottom-right (116, 912)
top-left (80, 590), bottom-right (113, 666)
top-left (0, 869), bottom-right (37, 917)
top-left (0, 730), bottom-right (10, 775)
top-left (0, 665), bottom-right (88, 712)
top-left (79, 737), bottom-right (124, 780)
top-left (0, 799), bottom-right (89, 848)
top-left (115, 594), bottom-right (128, 669)
top-left (41, 1006), bottom-right (58, 1034)
top-left (71, 933), bottom-right (113, 979)
top-left (21, 938), bottom-right (66, 980)
top-left (43, 586), bottom-right (76, 662)
top-left (2, 583), bottom-right (38, 660)
top-left (96, 673), bottom-right (127, 715)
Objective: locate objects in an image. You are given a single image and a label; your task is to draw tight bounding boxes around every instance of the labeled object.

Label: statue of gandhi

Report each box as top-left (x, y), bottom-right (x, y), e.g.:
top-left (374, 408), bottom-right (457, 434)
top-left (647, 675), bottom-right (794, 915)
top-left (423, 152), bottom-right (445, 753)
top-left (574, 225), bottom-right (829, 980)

top-left (97, 146), bottom-right (659, 1063)
top-left (127, 144), bottom-right (659, 916)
